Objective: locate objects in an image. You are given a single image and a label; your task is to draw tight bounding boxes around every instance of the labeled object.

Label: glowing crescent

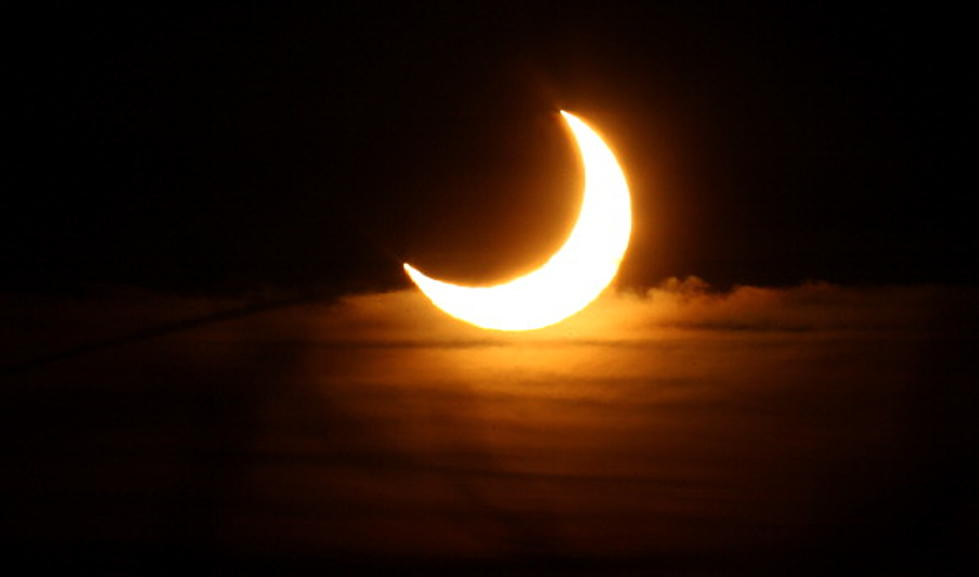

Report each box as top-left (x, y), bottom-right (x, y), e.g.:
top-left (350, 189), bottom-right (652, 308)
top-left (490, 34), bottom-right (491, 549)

top-left (404, 111), bottom-right (631, 331)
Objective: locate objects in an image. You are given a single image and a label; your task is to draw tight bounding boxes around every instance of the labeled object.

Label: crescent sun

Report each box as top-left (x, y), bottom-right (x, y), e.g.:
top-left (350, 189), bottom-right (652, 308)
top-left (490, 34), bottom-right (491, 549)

top-left (404, 111), bottom-right (632, 331)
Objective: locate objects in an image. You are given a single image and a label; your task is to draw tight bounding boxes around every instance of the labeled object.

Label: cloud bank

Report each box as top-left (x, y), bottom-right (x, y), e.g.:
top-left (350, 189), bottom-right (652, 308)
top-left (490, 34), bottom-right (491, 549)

top-left (4, 279), bottom-right (975, 570)
top-left (317, 278), bottom-right (976, 344)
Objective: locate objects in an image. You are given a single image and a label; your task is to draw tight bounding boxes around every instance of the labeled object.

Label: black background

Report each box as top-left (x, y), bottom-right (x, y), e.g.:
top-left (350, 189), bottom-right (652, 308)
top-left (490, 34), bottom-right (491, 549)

top-left (6, 4), bottom-right (975, 295)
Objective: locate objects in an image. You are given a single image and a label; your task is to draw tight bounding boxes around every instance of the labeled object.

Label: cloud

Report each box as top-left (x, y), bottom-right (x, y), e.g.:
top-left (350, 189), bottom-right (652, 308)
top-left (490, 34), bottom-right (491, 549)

top-left (4, 279), bottom-right (974, 372)
top-left (315, 278), bottom-right (976, 344)
top-left (4, 280), bottom-right (975, 568)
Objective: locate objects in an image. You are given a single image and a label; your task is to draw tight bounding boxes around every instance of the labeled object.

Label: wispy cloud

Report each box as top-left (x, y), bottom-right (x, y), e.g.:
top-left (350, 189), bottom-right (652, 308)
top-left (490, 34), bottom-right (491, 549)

top-left (4, 280), bottom-right (974, 568)
top-left (318, 278), bottom-right (976, 343)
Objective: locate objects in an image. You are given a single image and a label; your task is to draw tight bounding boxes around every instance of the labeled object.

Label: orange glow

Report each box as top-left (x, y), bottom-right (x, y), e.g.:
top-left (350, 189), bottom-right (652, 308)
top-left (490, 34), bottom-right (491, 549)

top-left (404, 111), bottom-right (632, 331)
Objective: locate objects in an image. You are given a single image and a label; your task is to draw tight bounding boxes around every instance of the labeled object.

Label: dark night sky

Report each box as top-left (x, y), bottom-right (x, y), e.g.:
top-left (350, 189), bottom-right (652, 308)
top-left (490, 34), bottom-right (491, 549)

top-left (5, 4), bottom-right (975, 294)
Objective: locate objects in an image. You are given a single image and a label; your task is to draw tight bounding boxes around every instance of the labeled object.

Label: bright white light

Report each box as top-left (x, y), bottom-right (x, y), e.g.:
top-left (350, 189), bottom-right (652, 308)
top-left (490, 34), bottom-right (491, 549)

top-left (404, 111), bottom-right (632, 331)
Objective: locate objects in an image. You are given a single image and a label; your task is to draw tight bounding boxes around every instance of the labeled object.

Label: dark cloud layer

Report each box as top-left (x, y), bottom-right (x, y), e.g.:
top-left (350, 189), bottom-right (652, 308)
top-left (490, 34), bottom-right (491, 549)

top-left (2, 282), bottom-right (976, 575)
top-left (322, 278), bottom-right (978, 339)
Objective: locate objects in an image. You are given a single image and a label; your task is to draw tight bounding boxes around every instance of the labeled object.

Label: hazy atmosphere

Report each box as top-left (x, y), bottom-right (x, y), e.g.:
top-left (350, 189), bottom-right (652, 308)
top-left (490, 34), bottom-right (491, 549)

top-left (5, 283), bottom-right (976, 574)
